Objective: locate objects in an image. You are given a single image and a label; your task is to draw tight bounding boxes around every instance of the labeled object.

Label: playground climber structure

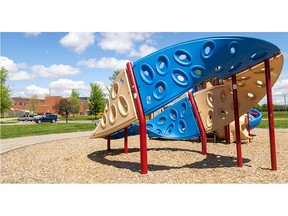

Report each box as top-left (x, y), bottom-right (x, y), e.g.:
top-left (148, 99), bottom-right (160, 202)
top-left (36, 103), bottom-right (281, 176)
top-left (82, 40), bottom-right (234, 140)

top-left (90, 36), bottom-right (284, 174)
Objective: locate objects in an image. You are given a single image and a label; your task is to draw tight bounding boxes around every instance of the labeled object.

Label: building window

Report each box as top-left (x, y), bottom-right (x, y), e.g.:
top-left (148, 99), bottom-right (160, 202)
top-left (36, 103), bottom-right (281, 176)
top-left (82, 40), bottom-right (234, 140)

top-left (19, 101), bottom-right (22, 105)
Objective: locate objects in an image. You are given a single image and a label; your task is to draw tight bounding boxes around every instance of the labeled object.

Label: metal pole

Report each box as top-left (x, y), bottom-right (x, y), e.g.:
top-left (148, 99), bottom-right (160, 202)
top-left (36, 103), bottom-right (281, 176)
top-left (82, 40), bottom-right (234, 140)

top-left (247, 111), bottom-right (252, 142)
top-left (225, 124), bottom-right (230, 144)
top-left (124, 127), bottom-right (128, 154)
top-left (107, 135), bottom-right (111, 151)
top-left (126, 62), bottom-right (148, 174)
top-left (232, 75), bottom-right (243, 167)
top-left (264, 59), bottom-right (277, 170)
top-left (188, 92), bottom-right (207, 155)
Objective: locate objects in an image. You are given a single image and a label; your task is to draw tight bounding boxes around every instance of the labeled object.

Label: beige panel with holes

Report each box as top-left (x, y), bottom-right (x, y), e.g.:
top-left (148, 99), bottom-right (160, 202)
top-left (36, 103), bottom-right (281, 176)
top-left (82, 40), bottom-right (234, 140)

top-left (90, 69), bottom-right (138, 138)
top-left (194, 53), bottom-right (283, 133)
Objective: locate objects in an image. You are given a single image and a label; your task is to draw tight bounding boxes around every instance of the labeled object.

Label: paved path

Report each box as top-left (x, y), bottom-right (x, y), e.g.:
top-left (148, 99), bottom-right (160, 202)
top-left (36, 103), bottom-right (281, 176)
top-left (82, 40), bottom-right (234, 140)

top-left (0, 131), bottom-right (92, 154)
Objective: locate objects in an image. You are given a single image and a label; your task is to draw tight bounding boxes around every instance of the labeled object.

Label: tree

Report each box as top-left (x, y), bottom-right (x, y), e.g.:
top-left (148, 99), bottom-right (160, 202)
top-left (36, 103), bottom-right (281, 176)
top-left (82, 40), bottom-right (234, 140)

top-left (88, 83), bottom-right (105, 119)
top-left (0, 67), bottom-right (13, 116)
top-left (29, 95), bottom-right (39, 114)
top-left (53, 98), bottom-right (72, 123)
top-left (69, 89), bottom-right (80, 120)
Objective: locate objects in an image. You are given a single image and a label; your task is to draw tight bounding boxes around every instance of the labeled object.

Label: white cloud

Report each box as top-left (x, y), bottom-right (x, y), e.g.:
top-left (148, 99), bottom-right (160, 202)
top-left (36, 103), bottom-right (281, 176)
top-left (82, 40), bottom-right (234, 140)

top-left (24, 32), bottom-right (41, 37)
top-left (26, 85), bottom-right (49, 97)
top-left (129, 44), bottom-right (157, 57)
top-left (77, 57), bottom-right (129, 71)
top-left (49, 78), bottom-right (89, 90)
top-left (30, 64), bottom-right (80, 78)
top-left (59, 32), bottom-right (95, 54)
top-left (9, 71), bottom-right (31, 81)
top-left (98, 32), bottom-right (156, 56)
top-left (0, 56), bottom-right (18, 72)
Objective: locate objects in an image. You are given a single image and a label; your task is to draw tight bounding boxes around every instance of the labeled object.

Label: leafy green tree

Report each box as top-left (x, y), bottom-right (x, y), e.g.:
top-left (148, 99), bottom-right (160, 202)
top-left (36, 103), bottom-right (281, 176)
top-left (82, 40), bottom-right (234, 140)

top-left (0, 67), bottom-right (13, 116)
top-left (29, 95), bottom-right (39, 114)
top-left (88, 83), bottom-right (105, 119)
top-left (53, 98), bottom-right (72, 123)
top-left (253, 103), bottom-right (261, 110)
top-left (69, 89), bottom-right (80, 120)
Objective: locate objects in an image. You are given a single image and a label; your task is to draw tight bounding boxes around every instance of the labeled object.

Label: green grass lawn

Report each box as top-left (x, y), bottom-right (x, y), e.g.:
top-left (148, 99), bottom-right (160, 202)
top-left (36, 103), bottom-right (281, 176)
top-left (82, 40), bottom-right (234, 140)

top-left (258, 119), bottom-right (288, 128)
top-left (59, 114), bottom-right (102, 121)
top-left (0, 123), bottom-right (96, 139)
top-left (261, 111), bottom-right (287, 119)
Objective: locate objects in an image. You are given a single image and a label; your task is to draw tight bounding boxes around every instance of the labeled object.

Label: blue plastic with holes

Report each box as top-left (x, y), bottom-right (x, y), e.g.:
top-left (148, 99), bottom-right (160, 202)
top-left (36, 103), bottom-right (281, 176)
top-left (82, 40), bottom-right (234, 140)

top-left (132, 36), bottom-right (280, 115)
top-left (248, 109), bottom-right (262, 130)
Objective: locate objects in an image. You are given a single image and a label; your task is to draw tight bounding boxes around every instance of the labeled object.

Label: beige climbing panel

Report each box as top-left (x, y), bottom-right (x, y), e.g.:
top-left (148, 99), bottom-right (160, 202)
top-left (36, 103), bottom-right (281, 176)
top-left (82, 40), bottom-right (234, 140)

top-left (194, 53), bottom-right (283, 133)
top-left (217, 114), bottom-right (251, 142)
top-left (90, 69), bottom-right (138, 138)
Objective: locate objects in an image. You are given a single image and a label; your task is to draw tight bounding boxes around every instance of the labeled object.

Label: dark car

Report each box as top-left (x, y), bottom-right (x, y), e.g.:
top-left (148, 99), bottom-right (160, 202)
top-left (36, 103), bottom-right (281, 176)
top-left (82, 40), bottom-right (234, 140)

top-left (17, 114), bottom-right (35, 121)
top-left (34, 114), bottom-right (58, 123)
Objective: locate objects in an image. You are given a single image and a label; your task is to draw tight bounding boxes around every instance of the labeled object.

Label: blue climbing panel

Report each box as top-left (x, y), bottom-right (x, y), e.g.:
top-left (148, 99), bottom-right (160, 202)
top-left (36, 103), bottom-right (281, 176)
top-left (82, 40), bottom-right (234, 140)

top-left (248, 109), bottom-right (263, 130)
top-left (132, 36), bottom-right (280, 115)
top-left (146, 97), bottom-right (200, 140)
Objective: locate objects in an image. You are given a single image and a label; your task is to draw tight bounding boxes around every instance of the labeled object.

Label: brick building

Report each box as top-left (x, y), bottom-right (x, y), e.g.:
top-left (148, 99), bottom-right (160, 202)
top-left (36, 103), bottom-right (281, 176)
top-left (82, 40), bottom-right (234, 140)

top-left (10, 96), bottom-right (88, 115)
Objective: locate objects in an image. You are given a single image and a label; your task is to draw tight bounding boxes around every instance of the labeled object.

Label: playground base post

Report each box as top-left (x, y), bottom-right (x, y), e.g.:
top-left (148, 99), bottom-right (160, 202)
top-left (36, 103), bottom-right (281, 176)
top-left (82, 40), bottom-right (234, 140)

top-left (124, 127), bottom-right (128, 154)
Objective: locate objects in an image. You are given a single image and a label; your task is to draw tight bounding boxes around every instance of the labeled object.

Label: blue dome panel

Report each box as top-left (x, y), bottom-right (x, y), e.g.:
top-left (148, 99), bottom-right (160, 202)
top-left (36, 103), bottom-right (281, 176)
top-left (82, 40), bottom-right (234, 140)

top-left (133, 36), bottom-right (280, 115)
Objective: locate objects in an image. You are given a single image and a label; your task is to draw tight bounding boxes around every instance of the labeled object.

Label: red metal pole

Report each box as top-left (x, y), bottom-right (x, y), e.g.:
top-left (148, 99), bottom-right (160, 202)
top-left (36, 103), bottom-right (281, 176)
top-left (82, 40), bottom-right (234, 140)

top-left (188, 92), bottom-right (207, 155)
top-left (247, 111), bottom-right (252, 142)
top-left (107, 135), bottom-right (111, 151)
top-left (264, 59), bottom-right (277, 170)
top-left (124, 127), bottom-right (128, 154)
top-left (126, 62), bottom-right (148, 174)
top-left (225, 124), bottom-right (230, 144)
top-left (232, 75), bottom-right (242, 167)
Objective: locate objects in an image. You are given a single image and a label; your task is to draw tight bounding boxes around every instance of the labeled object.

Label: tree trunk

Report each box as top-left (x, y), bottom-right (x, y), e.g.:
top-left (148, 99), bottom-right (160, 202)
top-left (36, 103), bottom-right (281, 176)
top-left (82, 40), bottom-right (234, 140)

top-left (66, 115), bottom-right (68, 123)
top-left (72, 113), bottom-right (75, 120)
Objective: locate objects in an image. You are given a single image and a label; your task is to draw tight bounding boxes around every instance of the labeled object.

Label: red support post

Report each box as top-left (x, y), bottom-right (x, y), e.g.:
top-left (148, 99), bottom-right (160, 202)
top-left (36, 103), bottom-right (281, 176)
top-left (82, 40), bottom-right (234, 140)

top-left (107, 135), bottom-right (111, 151)
top-left (124, 127), bottom-right (128, 154)
top-left (126, 62), bottom-right (148, 174)
top-left (188, 92), bottom-right (207, 155)
top-left (264, 59), bottom-right (277, 170)
top-left (232, 75), bottom-right (243, 167)
top-left (247, 111), bottom-right (252, 142)
top-left (225, 124), bottom-right (230, 144)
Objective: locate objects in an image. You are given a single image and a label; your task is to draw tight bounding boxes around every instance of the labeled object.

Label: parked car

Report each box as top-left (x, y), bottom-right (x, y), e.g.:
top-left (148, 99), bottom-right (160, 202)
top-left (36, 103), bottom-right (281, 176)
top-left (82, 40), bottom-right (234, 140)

top-left (17, 114), bottom-right (35, 122)
top-left (34, 114), bottom-right (58, 123)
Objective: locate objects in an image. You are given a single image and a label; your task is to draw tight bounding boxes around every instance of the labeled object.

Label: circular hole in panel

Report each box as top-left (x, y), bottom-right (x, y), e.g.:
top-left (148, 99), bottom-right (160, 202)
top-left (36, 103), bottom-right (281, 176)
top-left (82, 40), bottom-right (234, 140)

top-left (101, 114), bottom-right (107, 128)
top-left (111, 82), bottom-right (119, 99)
top-left (171, 69), bottom-right (190, 87)
top-left (156, 55), bottom-right (169, 76)
top-left (249, 51), bottom-right (268, 61)
top-left (109, 104), bottom-right (117, 124)
top-left (146, 96), bottom-right (152, 104)
top-left (155, 129), bottom-right (162, 134)
top-left (255, 80), bottom-right (265, 88)
top-left (206, 92), bottom-right (214, 108)
top-left (153, 81), bottom-right (167, 101)
top-left (104, 101), bottom-right (110, 112)
top-left (218, 108), bottom-right (228, 120)
top-left (170, 108), bottom-right (178, 120)
top-left (146, 124), bottom-right (153, 131)
top-left (245, 92), bottom-right (256, 100)
top-left (214, 65), bottom-right (225, 73)
top-left (201, 41), bottom-right (216, 58)
top-left (190, 65), bottom-right (206, 79)
top-left (238, 82), bottom-right (245, 87)
top-left (140, 64), bottom-right (155, 85)
top-left (157, 116), bottom-right (167, 125)
top-left (174, 50), bottom-right (193, 66)
top-left (206, 110), bottom-right (213, 128)
top-left (118, 95), bottom-right (129, 117)
top-left (180, 102), bottom-right (187, 118)
top-left (165, 123), bottom-right (174, 135)
top-left (178, 120), bottom-right (187, 134)
top-left (220, 90), bottom-right (227, 102)
top-left (228, 61), bottom-right (242, 72)
top-left (228, 41), bottom-right (239, 57)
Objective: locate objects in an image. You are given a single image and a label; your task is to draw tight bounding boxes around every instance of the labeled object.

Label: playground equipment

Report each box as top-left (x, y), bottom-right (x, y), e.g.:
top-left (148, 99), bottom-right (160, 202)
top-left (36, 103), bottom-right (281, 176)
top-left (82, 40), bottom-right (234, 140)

top-left (91, 36), bottom-right (284, 174)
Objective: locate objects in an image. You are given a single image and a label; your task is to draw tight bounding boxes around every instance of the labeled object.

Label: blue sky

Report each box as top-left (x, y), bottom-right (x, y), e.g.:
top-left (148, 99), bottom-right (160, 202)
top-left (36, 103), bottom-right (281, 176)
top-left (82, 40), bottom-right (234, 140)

top-left (1, 32), bottom-right (287, 104)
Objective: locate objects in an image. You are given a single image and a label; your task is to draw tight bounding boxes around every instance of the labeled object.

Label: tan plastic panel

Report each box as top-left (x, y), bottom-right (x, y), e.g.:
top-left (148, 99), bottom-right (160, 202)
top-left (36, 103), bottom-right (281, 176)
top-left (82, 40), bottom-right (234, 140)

top-left (90, 69), bottom-right (138, 138)
top-left (194, 53), bottom-right (283, 133)
top-left (217, 114), bottom-right (251, 142)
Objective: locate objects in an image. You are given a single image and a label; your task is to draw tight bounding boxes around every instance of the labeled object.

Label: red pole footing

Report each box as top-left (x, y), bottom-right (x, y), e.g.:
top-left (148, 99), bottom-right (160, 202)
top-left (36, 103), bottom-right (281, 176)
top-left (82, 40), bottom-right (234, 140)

top-left (124, 127), bottom-right (128, 154)
top-left (188, 92), bottom-right (207, 155)
top-left (232, 75), bottom-right (243, 167)
top-left (126, 62), bottom-right (148, 174)
top-left (265, 59), bottom-right (277, 170)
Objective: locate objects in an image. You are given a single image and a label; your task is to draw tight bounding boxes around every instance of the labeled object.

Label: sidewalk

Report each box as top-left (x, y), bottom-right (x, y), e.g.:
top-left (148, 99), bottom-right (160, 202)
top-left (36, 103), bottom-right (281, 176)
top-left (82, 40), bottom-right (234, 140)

top-left (0, 131), bottom-right (92, 154)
